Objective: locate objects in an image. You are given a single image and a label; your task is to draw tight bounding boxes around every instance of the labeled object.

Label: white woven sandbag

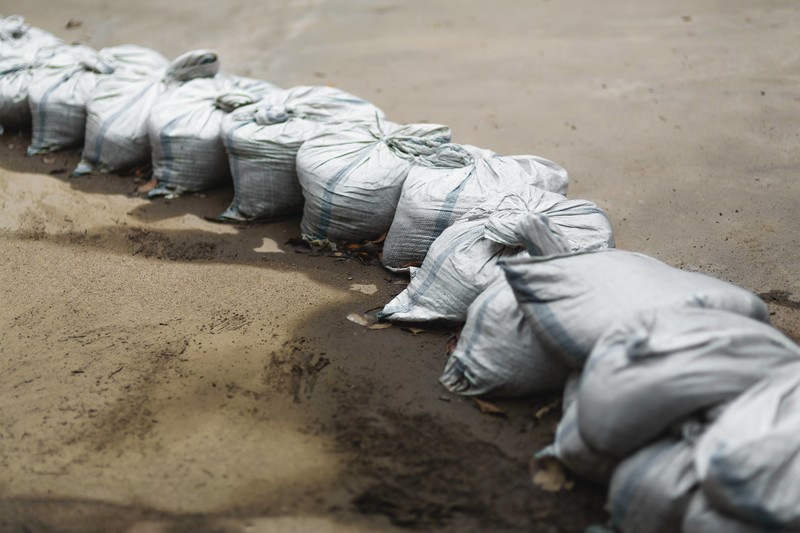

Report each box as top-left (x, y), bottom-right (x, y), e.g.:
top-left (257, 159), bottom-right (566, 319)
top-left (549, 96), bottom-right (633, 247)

top-left (536, 399), bottom-right (618, 483)
top-left (578, 307), bottom-right (800, 459)
top-left (27, 44), bottom-right (167, 155)
top-left (0, 46), bottom-right (58, 133)
top-left (0, 17), bottom-right (62, 133)
top-left (607, 438), bottom-right (698, 533)
top-left (0, 15), bottom-right (61, 54)
top-left (380, 187), bottom-right (614, 323)
top-left (381, 143), bottom-right (569, 270)
top-left (216, 85), bottom-right (384, 221)
top-left (502, 249), bottom-right (770, 369)
top-left (148, 75), bottom-right (277, 196)
top-left (439, 275), bottom-right (571, 397)
top-left (683, 492), bottom-right (768, 533)
top-left (74, 50), bottom-right (221, 175)
top-left (298, 119), bottom-right (450, 242)
top-left (693, 369), bottom-right (800, 529)
top-left (508, 155), bottom-right (569, 196)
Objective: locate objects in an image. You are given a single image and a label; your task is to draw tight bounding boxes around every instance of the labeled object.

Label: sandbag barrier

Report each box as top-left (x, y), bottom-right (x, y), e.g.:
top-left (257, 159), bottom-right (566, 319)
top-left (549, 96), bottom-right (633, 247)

top-left (2, 15), bottom-right (799, 532)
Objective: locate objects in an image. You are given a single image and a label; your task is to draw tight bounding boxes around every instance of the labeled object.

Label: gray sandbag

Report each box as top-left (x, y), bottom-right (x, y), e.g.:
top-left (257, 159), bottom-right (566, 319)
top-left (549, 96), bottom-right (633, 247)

top-left (0, 15), bottom-right (61, 54)
top-left (297, 119), bottom-right (450, 242)
top-left (502, 249), bottom-right (770, 369)
top-left (74, 50), bottom-right (221, 175)
top-left (439, 275), bottom-right (571, 397)
top-left (216, 85), bottom-right (384, 221)
top-left (683, 492), bottom-right (770, 533)
top-left (381, 143), bottom-right (569, 270)
top-left (578, 307), bottom-right (800, 458)
top-left (607, 438), bottom-right (698, 533)
top-left (537, 400), bottom-right (618, 483)
top-left (147, 75), bottom-right (278, 196)
top-left (27, 44), bottom-right (167, 155)
top-left (379, 186), bottom-right (614, 323)
top-left (693, 368), bottom-right (800, 530)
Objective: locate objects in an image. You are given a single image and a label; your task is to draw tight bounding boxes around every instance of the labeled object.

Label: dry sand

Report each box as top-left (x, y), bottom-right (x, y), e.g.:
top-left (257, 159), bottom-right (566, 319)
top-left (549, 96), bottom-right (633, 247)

top-left (1, 1), bottom-right (799, 531)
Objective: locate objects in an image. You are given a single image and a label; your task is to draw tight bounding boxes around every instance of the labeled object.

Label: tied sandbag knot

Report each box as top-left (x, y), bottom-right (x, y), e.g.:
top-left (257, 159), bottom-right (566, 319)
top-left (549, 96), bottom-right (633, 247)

top-left (254, 104), bottom-right (297, 125)
top-left (385, 136), bottom-right (443, 160)
top-left (164, 50), bottom-right (219, 82)
top-left (419, 142), bottom-right (475, 169)
top-left (79, 56), bottom-right (115, 75)
top-left (0, 15), bottom-right (28, 40)
top-left (215, 91), bottom-right (259, 113)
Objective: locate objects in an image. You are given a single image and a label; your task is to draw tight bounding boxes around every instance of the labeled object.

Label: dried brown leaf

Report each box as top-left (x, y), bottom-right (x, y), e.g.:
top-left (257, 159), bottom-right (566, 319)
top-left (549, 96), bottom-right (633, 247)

top-left (136, 178), bottom-right (158, 194)
top-left (530, 457), bottom-right (574, 493)
top-left (346, 313), bottom-right (392, 330)
top-left (445, 331), bottom-right (460, 356)
top-left (401, 327), bottom-right (427, 336)
top-left (534, 397), bottom-right (561, 421)
top-left (473, 398), bottom-right (508, 417)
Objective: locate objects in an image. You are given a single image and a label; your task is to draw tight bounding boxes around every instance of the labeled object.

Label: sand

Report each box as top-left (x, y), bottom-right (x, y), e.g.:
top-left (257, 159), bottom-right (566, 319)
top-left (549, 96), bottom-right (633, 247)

top-left (1, 1), bottom-right (798, 531)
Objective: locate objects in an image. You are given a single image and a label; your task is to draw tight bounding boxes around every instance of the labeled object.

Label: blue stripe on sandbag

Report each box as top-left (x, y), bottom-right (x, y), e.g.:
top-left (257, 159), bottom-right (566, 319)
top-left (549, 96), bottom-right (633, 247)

top-left (156, 111), bottom-right (191, 187)
top-left (314, 145), bottom-right (374, 239)
top-left (709, 444), bottom-right (783, 529)
top-left (462, 280), bottom-right (504, 362)
top-left (396, 225), bottom-right (486, 313)
top-left (502, 266), bottom-right (584, 365)
top-left (432, 168), bottom-right (477, 237)
top-left (31, 69), bottom-right (75, 151)
top-left (89, 80), bottom-right (157, 165)
top-left (223, 120), bottom-right (251, 218)
top-left (610, 444), bottom-right (675, 528)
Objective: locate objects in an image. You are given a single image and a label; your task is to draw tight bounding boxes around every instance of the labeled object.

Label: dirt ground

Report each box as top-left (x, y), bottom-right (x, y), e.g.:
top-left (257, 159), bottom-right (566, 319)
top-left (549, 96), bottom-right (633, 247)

top-left (1, 1), bottom-right (799, 532)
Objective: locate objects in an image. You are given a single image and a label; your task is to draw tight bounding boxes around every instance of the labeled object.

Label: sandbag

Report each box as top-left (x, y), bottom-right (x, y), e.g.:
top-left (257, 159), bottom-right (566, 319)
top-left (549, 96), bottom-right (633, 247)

top-left (148, 75), bottom-right (278, 196)
top-left (607, 438), bottom-right (698, 533)
top-left (297, 119), bottom-right (450, 242)
top-left (379, 186), bottom-right (613, 323)
top-left (694, 369), bottom-right (800, 529)
top-left (215, 85), bottom-right (384, 221)
top-left (439, 275), bottom-right (570, 397)
top-left (0, 17), bottom-right (61, 133)
top-left (74, 50), bottom-right (220, 175)
top-left (537, 400), bottom-right (618, 483)
top-left (27, 44), bottom-right (167, 155)
top-left (502, 249), bottom-right (770, 369)
top-left (578, 307), bottom-right (800, 458)
top-left (381, 143), bottom-right (569, 270)
top-left (0, 15), bottom-right (61, 54)
top-left (0, 46), bottom-right (57, 133)
top-left (683, 492), bottom-right (771, 533)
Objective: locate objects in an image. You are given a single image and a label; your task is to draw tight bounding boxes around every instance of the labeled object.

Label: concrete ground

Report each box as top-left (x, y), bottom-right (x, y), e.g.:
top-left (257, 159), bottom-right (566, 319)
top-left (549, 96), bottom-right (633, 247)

top-left (1, 1), bottom-right (798, 531)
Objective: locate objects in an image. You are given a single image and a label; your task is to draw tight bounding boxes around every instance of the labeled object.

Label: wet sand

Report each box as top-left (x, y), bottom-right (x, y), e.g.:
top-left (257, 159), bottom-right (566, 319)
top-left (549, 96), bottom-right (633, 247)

top-left (1, 1), bottom-right (799, 531)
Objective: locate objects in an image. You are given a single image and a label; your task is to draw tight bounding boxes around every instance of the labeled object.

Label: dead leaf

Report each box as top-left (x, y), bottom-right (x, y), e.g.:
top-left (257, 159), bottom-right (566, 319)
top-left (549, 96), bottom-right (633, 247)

top-left (136, 178), bottom-right (157, 194)
top-left (346, 313), bottom-right (392, 330)
top-left (401, 327), bottom-right (427, 336)
top-left (534, 397), bottom-right (561, 421)
top-left (367, 233), bottom-right (387, 245)
top-left (473, 398), bottom-right (508, 417)
top-left (42, 155), bottom-right (56, 164)
top-left (530, 457), bottom-right (574, 493)
top-left (445, 331), bottom-right (460, 356)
